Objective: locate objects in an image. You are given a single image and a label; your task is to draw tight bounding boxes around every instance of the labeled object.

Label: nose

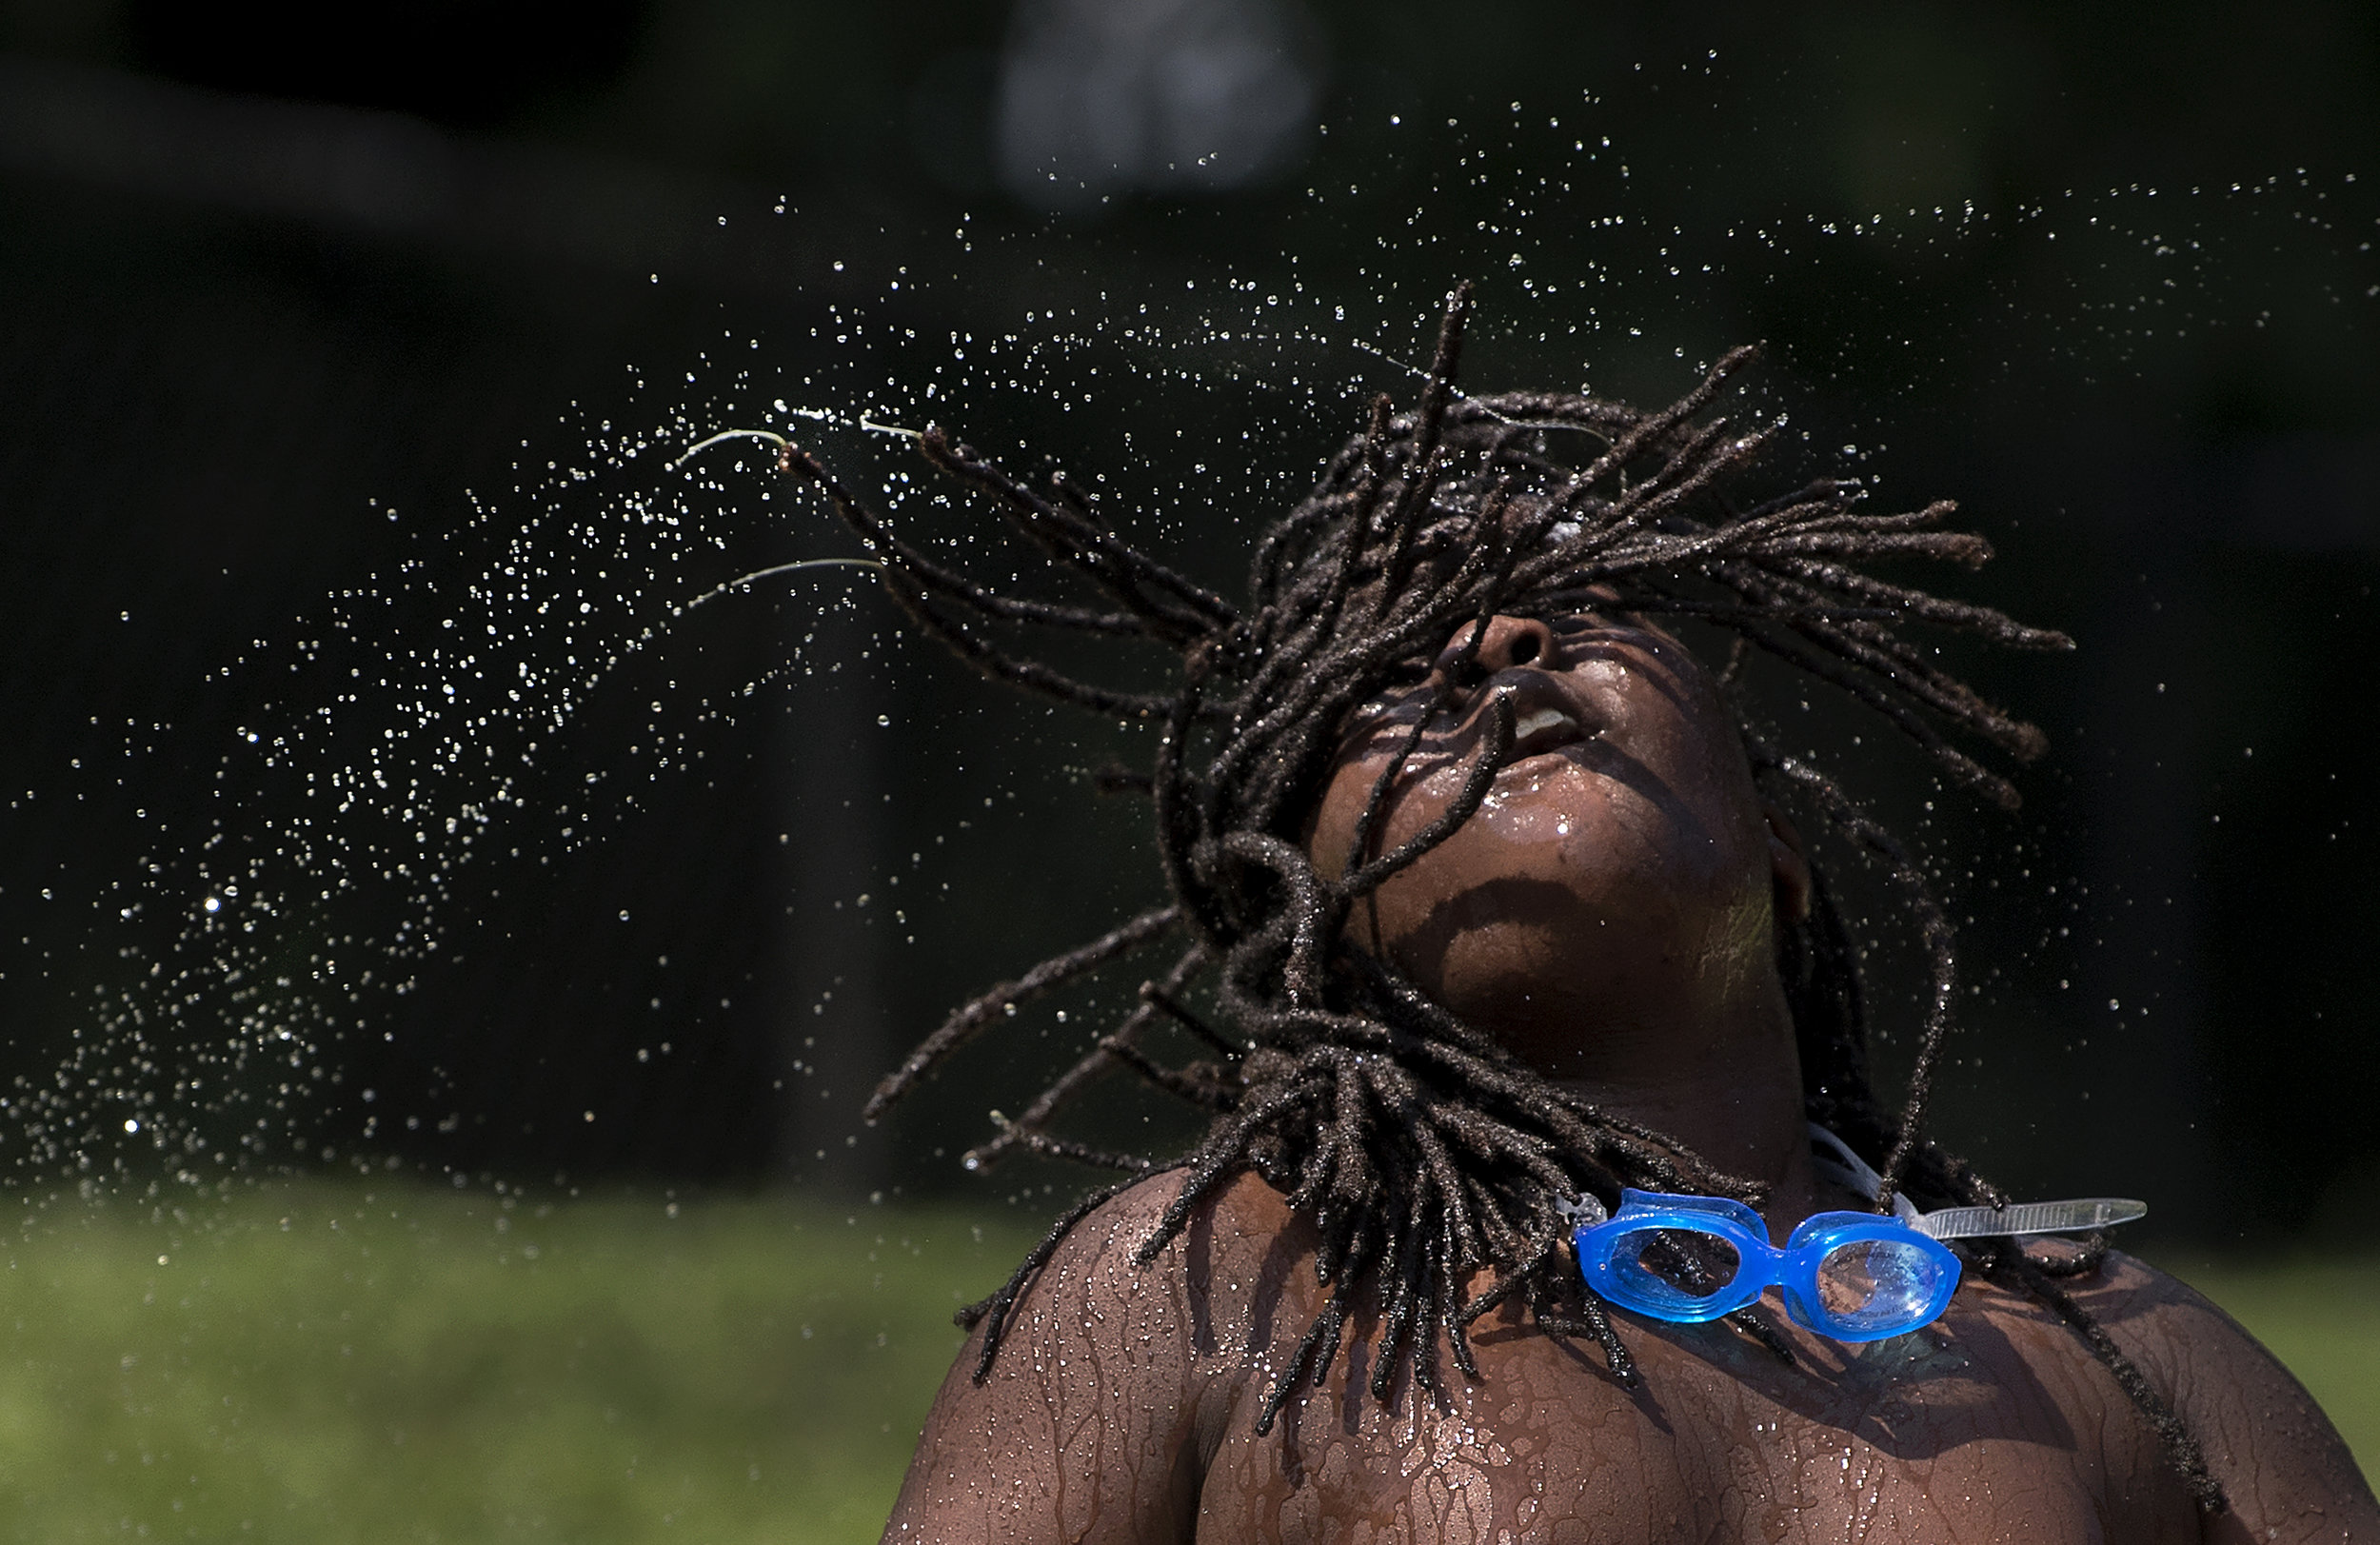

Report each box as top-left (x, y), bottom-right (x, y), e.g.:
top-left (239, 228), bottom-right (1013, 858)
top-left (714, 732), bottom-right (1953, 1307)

top-left (1435, 615), bottom-right (1558, 683)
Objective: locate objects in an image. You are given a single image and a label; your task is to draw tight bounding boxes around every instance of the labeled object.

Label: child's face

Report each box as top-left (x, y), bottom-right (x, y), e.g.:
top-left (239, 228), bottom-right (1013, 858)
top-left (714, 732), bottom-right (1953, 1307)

top-left (1306, 611), bottom-right (1806, 1080)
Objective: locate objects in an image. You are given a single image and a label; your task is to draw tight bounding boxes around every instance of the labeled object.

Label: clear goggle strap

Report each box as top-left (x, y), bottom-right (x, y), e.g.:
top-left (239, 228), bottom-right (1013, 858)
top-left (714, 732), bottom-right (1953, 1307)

top-left (1807, 1122), bottom-right (2148, 1240)
top-left (1807, 1123), bottom-right (1922, 1222)
top-left (1913, 1198), bottom-right (2148, 1240)
top-left (1555, 1190), bottom-right (1609, 1229)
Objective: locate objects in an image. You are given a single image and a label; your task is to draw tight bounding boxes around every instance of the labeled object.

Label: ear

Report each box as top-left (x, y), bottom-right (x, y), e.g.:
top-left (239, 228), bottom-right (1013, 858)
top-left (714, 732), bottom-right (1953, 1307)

top-left (1762, 801), bottom-right (1813, 926)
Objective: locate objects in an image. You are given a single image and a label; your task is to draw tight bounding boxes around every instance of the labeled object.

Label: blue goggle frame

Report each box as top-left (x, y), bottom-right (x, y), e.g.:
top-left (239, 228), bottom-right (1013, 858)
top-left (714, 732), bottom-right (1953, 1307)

top-left (1574, 1188), bottom-right (1963, 1342)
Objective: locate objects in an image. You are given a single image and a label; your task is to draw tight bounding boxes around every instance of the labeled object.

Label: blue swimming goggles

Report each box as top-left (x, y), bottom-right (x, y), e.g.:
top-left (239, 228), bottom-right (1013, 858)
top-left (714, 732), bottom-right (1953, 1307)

top-left (1568, 1125), bottom-right (2146, 1342)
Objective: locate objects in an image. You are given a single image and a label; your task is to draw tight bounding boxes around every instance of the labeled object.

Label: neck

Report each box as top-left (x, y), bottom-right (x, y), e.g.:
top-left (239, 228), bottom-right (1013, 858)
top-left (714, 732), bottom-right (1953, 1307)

top-left (1534, 981), bottom-right (1833, 1243)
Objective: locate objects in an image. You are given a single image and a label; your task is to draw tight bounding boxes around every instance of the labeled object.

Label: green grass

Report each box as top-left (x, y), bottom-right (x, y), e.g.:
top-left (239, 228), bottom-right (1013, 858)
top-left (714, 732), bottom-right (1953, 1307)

top-left (0, 1182), bottom-right (2366, 1541)
top-left (0, 1181), bottom-right (1041, 1543)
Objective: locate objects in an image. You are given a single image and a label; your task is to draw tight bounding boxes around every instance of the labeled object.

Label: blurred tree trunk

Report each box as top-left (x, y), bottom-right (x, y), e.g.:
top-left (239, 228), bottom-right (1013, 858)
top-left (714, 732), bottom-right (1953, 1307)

top-left (2073, 558), bottom-right (2217, 1234)
top-left (773, 604), bottom-right (891, 1195)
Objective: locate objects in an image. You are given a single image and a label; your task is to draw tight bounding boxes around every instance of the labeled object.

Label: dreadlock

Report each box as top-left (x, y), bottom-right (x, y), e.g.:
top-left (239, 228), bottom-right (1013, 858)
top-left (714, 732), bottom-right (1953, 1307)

top-left (769, 283), bottom-right (2224, 1513)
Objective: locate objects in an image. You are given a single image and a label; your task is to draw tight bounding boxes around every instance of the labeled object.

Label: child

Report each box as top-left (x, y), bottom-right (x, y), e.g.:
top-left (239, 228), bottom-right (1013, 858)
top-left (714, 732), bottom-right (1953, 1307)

top-left (782, 287), bottom-right (2378, 1541)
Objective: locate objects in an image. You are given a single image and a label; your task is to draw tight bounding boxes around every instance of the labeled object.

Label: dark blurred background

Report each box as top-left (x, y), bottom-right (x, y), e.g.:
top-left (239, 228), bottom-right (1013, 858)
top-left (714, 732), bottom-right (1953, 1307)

top-left (0, 1), bottom-right (2373, 1252)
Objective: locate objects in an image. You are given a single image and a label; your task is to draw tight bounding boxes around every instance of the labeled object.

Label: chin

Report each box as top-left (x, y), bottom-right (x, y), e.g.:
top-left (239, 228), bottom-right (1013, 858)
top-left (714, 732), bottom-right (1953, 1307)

top-left (1371, 860), bottom-right (1775, 1040)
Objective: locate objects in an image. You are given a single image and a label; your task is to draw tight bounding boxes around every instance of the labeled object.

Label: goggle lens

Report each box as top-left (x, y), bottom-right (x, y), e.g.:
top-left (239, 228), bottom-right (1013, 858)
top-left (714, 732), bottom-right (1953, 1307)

top-left (1812, 1237), bottom-right (1954, 1337)
top-left (1600, 1226), bottom-right (1744, 1317)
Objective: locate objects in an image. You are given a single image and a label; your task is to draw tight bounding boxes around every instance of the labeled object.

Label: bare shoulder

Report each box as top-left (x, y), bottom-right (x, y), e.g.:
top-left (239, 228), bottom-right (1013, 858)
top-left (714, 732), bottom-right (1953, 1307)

top-left (2062, 1251), bottom-right (2379, 1538)
top-left (955, 1168), bottom-right (1220, 1395)
top-left (979, 1166), bottom-right (1312, 1359)
top-left (882, 1170), bottom-right (1305, 1545)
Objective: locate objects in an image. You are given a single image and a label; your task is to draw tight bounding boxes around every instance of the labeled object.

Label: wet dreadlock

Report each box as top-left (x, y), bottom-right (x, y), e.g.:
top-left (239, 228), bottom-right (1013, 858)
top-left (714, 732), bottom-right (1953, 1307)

top-left (770, 283), bottom-right (2225, 1513)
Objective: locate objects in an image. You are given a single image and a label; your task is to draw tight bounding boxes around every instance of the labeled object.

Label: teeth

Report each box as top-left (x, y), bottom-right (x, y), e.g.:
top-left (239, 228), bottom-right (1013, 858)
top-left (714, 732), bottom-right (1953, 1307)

top-left (1513, 707), bottom-right (1576, 740)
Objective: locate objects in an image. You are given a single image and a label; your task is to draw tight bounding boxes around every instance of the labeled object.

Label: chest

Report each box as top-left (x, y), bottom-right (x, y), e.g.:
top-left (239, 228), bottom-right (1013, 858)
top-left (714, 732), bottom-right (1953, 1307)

top-left (1195, 1313), bottom-right (2196, 1544)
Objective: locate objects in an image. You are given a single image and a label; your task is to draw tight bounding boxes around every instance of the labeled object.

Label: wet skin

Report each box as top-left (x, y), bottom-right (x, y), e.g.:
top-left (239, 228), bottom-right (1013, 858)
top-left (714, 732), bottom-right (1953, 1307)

top-left (886, 615), bottom-right (2379, 1543)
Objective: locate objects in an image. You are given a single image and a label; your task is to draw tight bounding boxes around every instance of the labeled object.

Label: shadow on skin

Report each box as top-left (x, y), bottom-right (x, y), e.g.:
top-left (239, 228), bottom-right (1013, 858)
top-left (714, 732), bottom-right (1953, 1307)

top-left (1587, 1295), bottom-right (2083, 1465)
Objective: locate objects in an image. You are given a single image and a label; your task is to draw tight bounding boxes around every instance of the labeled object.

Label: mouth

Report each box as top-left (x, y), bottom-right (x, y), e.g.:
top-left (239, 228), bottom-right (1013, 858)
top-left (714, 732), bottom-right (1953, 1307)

top-left (1507, 703), bottom-right (1586, 760)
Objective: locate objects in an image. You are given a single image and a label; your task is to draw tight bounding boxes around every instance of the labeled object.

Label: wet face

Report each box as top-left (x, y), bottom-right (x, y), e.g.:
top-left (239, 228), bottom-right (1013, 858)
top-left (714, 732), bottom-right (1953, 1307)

top-left (1307, 612), bottom-right (1810, 1081)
